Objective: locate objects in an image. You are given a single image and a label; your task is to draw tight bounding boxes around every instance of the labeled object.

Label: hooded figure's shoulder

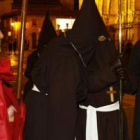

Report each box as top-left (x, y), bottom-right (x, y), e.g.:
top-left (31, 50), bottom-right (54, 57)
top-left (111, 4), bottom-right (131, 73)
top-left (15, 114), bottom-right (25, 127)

top-left (133, 40), bottom-right (140, 50)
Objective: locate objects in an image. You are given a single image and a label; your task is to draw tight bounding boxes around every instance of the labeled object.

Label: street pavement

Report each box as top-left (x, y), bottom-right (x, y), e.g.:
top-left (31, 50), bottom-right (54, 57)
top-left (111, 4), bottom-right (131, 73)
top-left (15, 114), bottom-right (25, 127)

top-left (0, 46), bottom-right (135, 140)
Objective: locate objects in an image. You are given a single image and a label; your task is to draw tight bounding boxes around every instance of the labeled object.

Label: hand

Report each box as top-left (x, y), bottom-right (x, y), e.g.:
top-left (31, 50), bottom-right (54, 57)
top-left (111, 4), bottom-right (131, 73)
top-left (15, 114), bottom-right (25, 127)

top-left (115, 66), bottom-right (129, 80)
top-left (7, 105), bottom-right (17, 123)
top-left (110, 55), bottom-right (129, 80)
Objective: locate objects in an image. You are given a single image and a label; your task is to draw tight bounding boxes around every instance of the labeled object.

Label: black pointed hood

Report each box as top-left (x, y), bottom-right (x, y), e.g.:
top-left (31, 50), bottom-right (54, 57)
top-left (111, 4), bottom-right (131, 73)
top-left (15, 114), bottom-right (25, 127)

top-left (66, 0), bottom-right (117, 66)
top-left (37, 11), bottom-right (57, 52)
top-left (67, 0), bottom-right (109, 47)
top-left (65, 0), bottom-right (118, 93)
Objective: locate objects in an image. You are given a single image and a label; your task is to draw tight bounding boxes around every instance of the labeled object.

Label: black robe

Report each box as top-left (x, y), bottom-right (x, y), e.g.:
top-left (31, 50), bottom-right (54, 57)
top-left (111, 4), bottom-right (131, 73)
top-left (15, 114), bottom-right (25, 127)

top-left (129, 40), bottom-right (140, 140)
top-left (23, 50), bottom-right (39, 100)
top-left (23, 34), bottom-right (87, 140)
top-left (75, 39), bottom-right (137, 140)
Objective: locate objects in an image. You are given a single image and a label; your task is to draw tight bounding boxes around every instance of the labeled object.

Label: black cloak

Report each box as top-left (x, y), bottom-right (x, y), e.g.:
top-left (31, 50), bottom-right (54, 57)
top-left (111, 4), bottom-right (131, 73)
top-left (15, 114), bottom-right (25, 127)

top-left (129, 40), bottom-right (140, 140)
top-left (23, 12), bottom-right (57, 100)
top-left (65, 0), bottom-right (136, 140)
top-left (23, 12), bottom-right (58, 140)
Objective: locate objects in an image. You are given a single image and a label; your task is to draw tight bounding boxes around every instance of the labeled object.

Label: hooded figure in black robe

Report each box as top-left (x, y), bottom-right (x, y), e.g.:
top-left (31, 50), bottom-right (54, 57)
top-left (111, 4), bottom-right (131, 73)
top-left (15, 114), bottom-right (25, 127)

top-left (23, 12), bottom-right (57, 100)
top-left (64, 0), bottom-right (136, 140)
top-left (128, 40), bottom-right (140, 140)
top-left (23, 12), bottom-right (57, 140)
top-left (24, 0), bottom-right (137, 140)
top-left (24, 12), bottom-right (88, 140)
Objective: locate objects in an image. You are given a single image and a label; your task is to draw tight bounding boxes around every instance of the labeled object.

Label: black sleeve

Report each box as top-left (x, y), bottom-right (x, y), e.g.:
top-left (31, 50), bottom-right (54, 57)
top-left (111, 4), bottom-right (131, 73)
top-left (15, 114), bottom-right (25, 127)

top-left (25, 50), bottom-right (38, 79)
top-left (128, 40), bottom-right (140, 93)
